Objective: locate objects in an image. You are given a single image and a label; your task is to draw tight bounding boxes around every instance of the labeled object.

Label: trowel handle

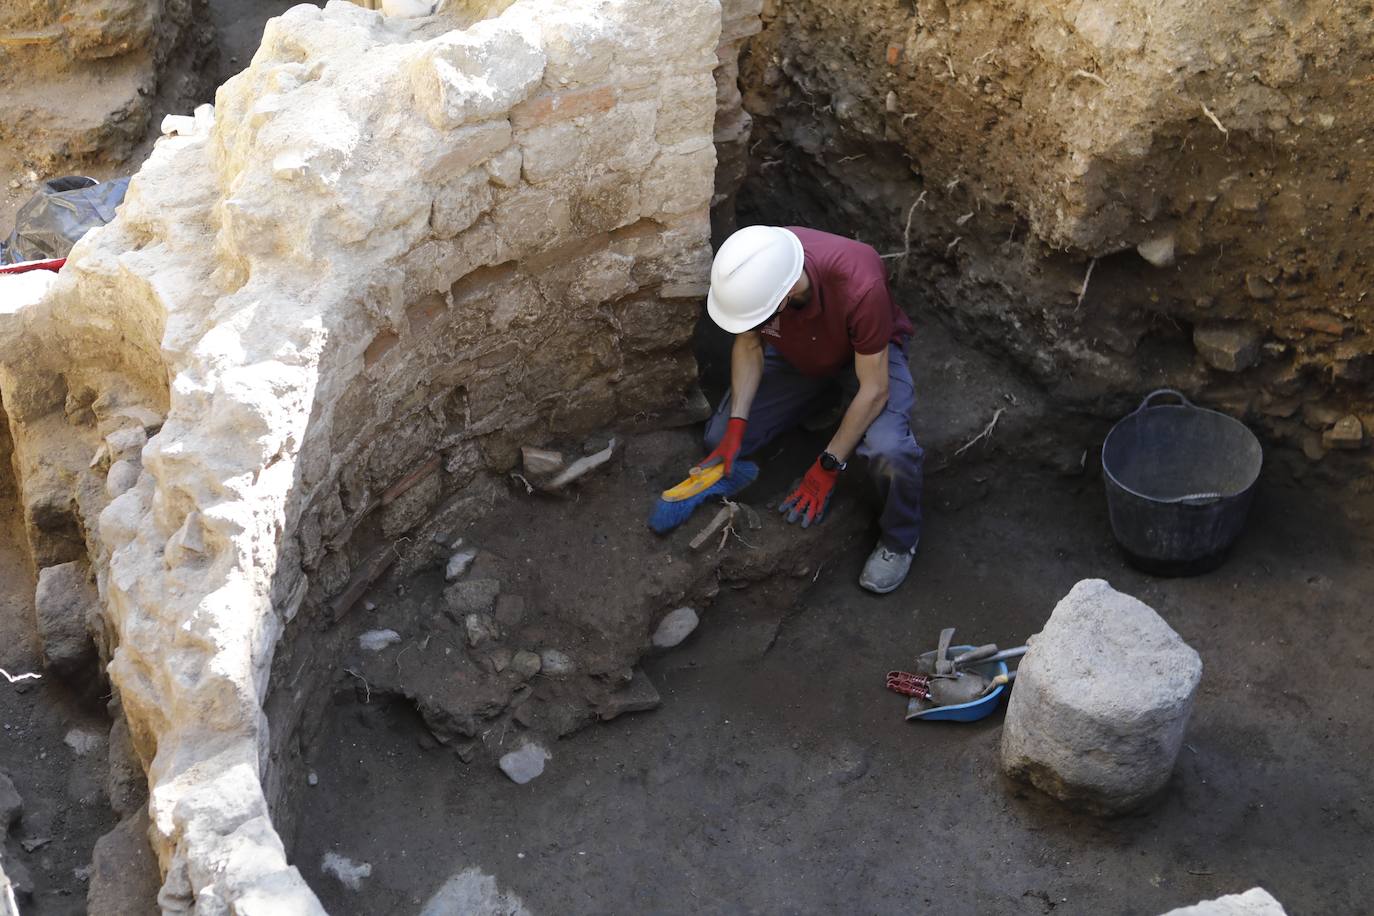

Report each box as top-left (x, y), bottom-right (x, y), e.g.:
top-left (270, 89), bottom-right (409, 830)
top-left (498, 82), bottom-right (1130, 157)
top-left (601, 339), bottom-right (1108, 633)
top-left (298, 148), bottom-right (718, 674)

top-left (979, 670), bottom-right (1018, 697)
top-left (952, 644), bottom-right (999, 665)
top-left (988, 646), bottom-right (1027, 663)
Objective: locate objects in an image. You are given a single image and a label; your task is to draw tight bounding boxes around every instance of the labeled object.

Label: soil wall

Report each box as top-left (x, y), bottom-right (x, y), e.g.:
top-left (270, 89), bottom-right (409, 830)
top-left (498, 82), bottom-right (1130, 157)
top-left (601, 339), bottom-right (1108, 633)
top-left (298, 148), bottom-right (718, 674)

top-left (737, 0), bottom-right (1374, 480)
top-left (0, 0), bottom-right (723, 909)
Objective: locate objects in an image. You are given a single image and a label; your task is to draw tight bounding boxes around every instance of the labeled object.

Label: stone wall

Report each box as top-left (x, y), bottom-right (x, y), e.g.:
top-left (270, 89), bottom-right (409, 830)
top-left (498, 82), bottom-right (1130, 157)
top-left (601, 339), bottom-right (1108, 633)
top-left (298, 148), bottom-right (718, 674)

top-left (0, 0), bottom-right (722, 909)
top-left (738, 0), bottom-right (1374, 481)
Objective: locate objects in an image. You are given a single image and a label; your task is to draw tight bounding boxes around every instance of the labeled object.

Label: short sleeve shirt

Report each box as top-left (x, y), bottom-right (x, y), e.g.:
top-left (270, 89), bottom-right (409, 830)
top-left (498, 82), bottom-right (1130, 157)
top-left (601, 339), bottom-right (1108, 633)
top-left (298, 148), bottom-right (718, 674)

top-left (759, 227), bottom-right (913, 378)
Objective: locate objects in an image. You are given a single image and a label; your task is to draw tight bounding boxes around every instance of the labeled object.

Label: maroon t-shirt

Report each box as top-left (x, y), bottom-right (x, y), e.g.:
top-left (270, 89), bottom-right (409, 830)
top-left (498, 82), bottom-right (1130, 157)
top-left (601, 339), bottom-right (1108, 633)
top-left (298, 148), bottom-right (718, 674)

top-left (759, 227), bottom-right (913, 377)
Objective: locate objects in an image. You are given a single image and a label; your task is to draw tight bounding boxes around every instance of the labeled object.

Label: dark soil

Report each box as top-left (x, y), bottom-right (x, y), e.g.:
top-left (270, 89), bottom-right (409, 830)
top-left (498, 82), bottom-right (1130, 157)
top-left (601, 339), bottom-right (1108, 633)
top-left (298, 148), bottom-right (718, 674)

top-left (0, 498), bottom-right (114, 915)
top-left (293, 453), bottom-right (1374, 914)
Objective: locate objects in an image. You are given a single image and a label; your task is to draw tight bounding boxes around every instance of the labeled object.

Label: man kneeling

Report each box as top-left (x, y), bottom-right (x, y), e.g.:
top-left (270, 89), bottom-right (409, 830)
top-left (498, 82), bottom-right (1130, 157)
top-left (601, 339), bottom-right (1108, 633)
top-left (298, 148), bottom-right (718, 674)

top-left (698, 225), bottom-right (925, 594)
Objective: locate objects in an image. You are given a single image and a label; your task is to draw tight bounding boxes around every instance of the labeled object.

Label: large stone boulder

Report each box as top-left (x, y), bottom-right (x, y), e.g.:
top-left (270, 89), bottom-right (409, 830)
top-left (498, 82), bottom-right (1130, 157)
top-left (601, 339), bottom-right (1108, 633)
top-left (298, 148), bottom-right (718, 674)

top-left (1001, 578), bottom-right (1202, 814)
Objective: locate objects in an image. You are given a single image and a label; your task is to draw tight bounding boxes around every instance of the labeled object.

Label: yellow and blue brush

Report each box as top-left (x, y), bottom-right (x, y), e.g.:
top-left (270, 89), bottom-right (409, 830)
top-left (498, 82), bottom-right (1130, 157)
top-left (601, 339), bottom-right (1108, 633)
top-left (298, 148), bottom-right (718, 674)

top-left (648, 461), bottom-right (759, 534)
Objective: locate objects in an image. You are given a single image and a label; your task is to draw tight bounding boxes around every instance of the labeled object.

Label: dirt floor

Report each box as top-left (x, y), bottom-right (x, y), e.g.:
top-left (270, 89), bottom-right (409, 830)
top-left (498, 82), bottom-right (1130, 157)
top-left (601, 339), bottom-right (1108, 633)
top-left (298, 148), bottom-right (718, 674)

top-left (292, 443), bottom-right (1374, 913)
top-left (0, 498), bottom-right (114, 914)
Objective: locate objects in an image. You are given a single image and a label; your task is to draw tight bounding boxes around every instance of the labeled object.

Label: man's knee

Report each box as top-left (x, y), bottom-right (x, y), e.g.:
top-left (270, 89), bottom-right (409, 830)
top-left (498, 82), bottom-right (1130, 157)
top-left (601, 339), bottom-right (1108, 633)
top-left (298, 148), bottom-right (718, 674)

top-left (863, 428), bottom-right (924, 470)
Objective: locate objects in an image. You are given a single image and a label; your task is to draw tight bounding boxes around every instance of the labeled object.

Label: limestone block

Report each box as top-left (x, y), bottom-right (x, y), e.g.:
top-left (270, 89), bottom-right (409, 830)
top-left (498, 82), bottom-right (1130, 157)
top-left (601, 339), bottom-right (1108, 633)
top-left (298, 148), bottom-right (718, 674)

top-left (411, 20), bottom-right (547, 130)
top-left (1000, 579), bottom-right (1202, 814)
top-left (432, 170), bottom-right (494, 239)
top-left (1159, 889), bottom-right (1288, 916)
top-left (518, 122), bottom-right (585, 184)
top-left (33, 561), bottom-right (99, 677)
top-left (1195, 324), bottom-right (1261, 373)
top-left (641, 142), bottom-right (717, 217)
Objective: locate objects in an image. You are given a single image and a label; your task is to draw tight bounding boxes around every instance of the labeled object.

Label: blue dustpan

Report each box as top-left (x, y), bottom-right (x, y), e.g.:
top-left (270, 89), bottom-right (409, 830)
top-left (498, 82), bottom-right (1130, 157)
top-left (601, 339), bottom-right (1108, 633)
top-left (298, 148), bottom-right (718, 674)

top-left (905, 645), bottom-right (1012, 722)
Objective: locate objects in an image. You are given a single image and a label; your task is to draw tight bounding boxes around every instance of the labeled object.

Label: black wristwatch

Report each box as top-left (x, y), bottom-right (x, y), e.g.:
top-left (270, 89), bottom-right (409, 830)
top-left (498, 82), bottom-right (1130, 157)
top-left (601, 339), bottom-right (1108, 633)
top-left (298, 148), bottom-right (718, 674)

top-left (820, 451), bottom-right (847, 472)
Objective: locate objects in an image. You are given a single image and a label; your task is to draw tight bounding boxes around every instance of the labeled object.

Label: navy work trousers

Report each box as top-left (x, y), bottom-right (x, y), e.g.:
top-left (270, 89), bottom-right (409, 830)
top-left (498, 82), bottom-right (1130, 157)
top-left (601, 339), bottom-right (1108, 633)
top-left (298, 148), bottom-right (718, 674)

top-left (703, 342), bottom-right (925, 552)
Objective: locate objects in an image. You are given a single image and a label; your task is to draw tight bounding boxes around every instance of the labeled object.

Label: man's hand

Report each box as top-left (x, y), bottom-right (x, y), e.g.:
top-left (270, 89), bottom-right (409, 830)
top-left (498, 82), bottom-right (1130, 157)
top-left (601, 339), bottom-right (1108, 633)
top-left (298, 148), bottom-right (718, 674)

top-left (697, 417), bottom-right (747, 475)
top-left (780, 457), bottom-right (838, 528)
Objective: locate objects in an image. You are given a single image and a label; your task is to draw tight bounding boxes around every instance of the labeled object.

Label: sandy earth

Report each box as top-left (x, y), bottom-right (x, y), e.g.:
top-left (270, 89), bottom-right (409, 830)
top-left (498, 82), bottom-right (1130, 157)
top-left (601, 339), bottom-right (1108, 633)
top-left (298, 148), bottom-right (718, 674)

top-left (293, 450), bottom-right (1373, 914)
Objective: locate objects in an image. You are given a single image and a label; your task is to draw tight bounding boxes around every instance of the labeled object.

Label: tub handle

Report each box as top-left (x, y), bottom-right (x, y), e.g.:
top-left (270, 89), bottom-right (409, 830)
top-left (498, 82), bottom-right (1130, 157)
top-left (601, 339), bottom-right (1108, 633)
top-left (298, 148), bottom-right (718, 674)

top-left (1136, 388), bottom-right (1195, 413)
top-left (1159, 491), bottom-right (1224, 506)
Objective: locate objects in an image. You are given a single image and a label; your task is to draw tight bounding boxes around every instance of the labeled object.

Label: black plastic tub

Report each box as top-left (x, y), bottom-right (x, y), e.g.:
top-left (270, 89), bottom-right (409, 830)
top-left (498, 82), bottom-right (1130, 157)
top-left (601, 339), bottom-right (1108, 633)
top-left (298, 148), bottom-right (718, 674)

top-left (1102, 389), bottom-right (1263, 576)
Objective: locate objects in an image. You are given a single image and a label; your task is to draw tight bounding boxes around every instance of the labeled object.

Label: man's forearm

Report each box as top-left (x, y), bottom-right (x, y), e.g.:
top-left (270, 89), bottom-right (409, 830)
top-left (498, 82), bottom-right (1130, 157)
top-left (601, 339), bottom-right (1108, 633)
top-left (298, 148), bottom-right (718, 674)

top-left (729, 334), bottom-right (765, 419)
top-left (826, 386), bottom-right (886, 462)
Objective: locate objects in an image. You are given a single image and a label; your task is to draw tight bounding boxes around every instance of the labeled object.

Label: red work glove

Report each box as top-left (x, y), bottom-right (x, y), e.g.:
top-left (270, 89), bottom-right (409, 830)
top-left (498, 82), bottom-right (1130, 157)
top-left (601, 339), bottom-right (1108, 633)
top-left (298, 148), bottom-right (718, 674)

top-left (697, 417), bottom-right (747, 475)
top-left (780, 457), bottom-right (838, 528)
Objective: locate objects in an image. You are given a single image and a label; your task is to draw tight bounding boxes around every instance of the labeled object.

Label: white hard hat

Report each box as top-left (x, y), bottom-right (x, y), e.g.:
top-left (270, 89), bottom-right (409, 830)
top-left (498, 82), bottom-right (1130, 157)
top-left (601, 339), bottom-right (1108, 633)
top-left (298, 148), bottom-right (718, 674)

top-left (706, 226), bottom-right (805, 333)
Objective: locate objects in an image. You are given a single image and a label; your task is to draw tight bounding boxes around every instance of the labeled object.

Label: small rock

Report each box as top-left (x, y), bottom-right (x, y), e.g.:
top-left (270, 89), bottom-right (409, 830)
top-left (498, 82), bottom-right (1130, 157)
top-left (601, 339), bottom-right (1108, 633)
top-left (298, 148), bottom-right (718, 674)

top-left (651, 607), bottom-right (699, 650)
top-left (445, 549), bottom-right (477, 582)
top-left (7, 179), bottom-right (20, 190)
top-left (106, 459), bottom-right (141, 497)
top-left (488, 646), bottom-right (513, 672)
top-left (494, 594), bottom-right (526, 629)
top-left (499, 742), bottom-right (550, 784)
top-left (358, 629), bottom-right (401, 652)
top-left (363, 600), bottom-right (377, 612)
top-left (465, 614), bottom-right (498, 648)
top-left (454, 740), bottom-right (479, 763)
top-left (321, 852), bottom-right (371, 891)
top-left (1322, 415), bottom-right (1365, 450)
top-left (538, 648), bottom-right (576, 676)
top-left (1136, 234), bottom-right (1175, 267)
top-left (104, 426), bottom-right (147, 462)
top-left (510, 650), bottom-right (541, 678)
top-left (521, 446), bottom-right (565, 476)
top-left (0, 770), bottom-right (22, 830)
top-left (1194, 323), bottom-right (1261, 373)
top-left (307, 771), bottom-right (318, 786)
top-left (64, 728), bottom-right (105, 757)
top-left (1244, 273), bottom-right (1275, 301)
top-left (597, 669), bottom-right (661, 721)
top-left (443, 579), bottom-right (501, 618)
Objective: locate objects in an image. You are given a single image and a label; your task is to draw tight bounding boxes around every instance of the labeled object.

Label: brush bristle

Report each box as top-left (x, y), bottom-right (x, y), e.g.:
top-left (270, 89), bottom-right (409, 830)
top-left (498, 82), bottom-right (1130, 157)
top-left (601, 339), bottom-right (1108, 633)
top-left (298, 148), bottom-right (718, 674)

top-left (648, 461), bottom-right (758, 534)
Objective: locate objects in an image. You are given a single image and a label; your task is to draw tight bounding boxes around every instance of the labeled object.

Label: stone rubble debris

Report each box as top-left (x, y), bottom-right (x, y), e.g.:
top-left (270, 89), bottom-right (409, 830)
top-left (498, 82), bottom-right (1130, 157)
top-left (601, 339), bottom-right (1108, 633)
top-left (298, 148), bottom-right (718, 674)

top-left (1136, 234), bottom-right (1176, 268)
top-left (499, 742), bottom-right (551, 785)
top-left (651, 606), bottom-right (700, 650)
top-left (1001, 579), bottom-right (1202, 814)
top-left (1194, 323), bottom-right (1262, 373)
top-left (510, 650), bottom-right (542, 679)
top-left (545, 439), bottom-right (617, 491)
top-left (538, 648), bottom-right (576, 677)
top-left (598, 669), bottom-right (662, 720)
top-left (63, 728), bottom-right (106, 757)
top-left (321, 852), bottom-right (372, 891)
top-left (444, 579), bottom-right (502, 618)
top-left (465, 614), bottom-right (498, 648)
top-left (358, 629), bottom-right (402, 652)
top-left (445, 548), bottom-right (478, 581)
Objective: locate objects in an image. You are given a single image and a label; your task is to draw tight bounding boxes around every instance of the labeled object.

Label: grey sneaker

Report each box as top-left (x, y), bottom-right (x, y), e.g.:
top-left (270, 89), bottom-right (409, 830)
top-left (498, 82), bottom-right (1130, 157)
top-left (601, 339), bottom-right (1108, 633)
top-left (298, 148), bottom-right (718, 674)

top-left (859, 542), bottom-right (915, 594)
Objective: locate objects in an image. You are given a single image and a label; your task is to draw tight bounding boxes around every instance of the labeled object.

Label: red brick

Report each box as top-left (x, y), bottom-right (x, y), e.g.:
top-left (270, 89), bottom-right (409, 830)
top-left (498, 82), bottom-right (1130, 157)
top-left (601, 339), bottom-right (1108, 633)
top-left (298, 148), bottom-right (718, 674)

top-left (511, 86), bottom-right (616, 129)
